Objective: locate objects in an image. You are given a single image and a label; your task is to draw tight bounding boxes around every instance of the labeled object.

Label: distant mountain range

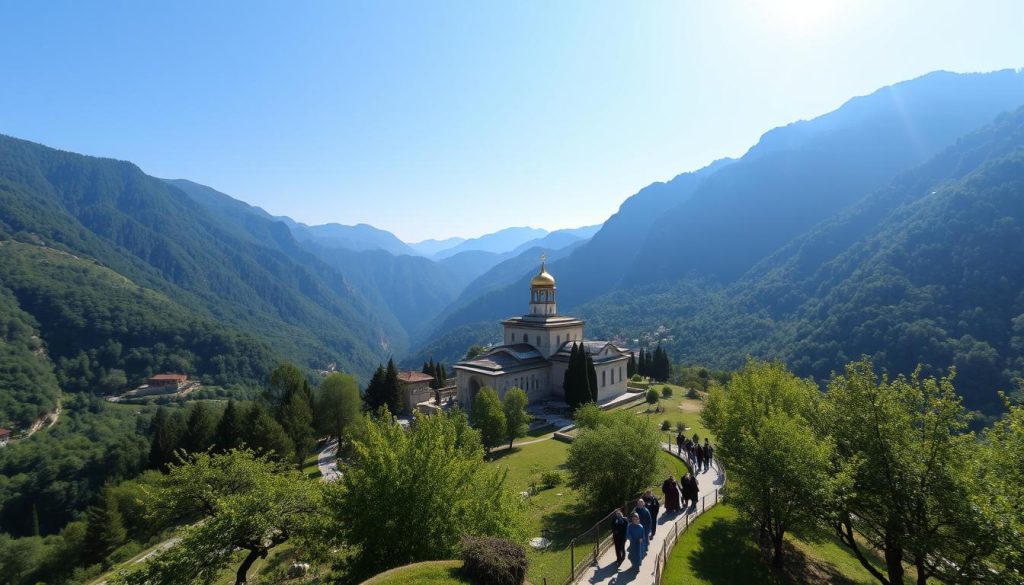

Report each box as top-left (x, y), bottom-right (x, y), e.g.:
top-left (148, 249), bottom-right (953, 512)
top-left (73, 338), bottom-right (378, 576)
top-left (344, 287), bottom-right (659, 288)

top-left (3, 68), bottom-right (1024, 427)
top-left (411, 69), bottom-right (1024, 414)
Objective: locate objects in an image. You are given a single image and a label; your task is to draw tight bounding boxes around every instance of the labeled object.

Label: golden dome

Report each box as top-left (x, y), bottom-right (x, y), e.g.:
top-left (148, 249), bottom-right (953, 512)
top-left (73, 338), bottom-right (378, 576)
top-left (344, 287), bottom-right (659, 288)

top-left (531, 260), bottom-right (555, 287)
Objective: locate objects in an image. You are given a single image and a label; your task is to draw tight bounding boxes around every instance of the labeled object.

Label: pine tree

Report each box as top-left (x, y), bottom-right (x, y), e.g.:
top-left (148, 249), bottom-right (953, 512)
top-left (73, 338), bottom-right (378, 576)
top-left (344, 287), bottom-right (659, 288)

top-left (242, 403), bottom-right (294, 463)
top-left (150, 407), bottom-right (184, 470)
top-left (627, 352), bottom-right (637, 379)
top-left (363, 364), bottom-right (388, 412)
top-left (638, 348), bottom-right (647, 377)
top-left (644, 349), bottom-right (654, 378)
top-left (213, 399), bottom-right (246, 452)
top-left (30, 503), bottom-right (40, 537)
top-left (280, 383), bottom-right (316, 467)
top-left (84, 486), bottom-right (127, 565)
top-left (181, 401), bottom-right (216, 453)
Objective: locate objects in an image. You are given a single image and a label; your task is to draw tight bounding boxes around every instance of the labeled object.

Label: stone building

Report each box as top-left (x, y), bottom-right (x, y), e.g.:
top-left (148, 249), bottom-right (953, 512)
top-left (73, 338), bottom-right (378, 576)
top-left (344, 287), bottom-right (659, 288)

top-left (396, 371), bottom-right (435, 415)
top-left (454, 259), bottom-right (630, 408)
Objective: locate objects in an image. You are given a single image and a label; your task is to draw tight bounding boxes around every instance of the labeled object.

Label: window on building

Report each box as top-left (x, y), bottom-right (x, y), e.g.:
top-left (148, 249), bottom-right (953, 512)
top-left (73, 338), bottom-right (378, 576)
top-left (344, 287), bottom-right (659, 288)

top-left (556, 335), bottom-right (560, 346)
top-left (602, 371), bottom-right (606, 387)
top-left (536, 336), bottom-right (541, 346)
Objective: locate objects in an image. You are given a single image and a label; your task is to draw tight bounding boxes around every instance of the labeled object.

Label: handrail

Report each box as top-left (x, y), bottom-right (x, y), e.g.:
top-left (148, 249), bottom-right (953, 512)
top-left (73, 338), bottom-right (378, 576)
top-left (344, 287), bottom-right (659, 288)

top-left (651, 451), bottom-right (727, 585)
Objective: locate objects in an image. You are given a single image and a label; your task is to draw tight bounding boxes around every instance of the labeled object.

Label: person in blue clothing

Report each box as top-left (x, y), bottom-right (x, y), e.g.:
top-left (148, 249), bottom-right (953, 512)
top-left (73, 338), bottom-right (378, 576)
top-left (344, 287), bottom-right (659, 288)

top-left (633, 498), bottom-right (652, 537)
top-left (626, 512), bottom-right (649, 570)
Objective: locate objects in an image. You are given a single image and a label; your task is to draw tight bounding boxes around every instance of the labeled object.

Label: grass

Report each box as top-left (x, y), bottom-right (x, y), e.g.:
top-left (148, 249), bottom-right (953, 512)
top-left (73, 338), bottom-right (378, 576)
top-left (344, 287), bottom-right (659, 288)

top-left (302, 449), bottom-right (322, 479)
top-left (625, 385), bottom-right (713, 442)
top-left (487, 437), bottom-right (692, 585)
top-left (661, 503), bottom-right (908, 585)
top-left (361, 560), bottom-right (467, 584)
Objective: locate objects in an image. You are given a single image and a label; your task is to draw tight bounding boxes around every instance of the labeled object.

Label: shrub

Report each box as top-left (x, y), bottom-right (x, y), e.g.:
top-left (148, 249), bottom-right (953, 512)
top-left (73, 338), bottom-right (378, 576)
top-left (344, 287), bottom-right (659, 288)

top-left (630, 374), bottom-right (643, 382)
top-left (575, 403), bottom-right (606, 430)
top-left (541, 471), bottom-right (563, 488)
top-left (645, 389), bottom-right (659, 405)
top-left (661, 385), bottom-right (673, 398)
top-left (675, 421), bottom-right (686, 433)
top-left (686, 387), bottom-right (701, 399)
top-left (661, 420), bottom-right (671, 431)
top-left (461, 535), bottom-right (528, 585)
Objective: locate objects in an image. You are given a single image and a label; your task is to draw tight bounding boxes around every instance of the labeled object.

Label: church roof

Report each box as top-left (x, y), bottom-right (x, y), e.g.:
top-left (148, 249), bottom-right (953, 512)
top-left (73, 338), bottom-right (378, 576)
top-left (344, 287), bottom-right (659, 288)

top-left (453, 343), bottom-right (550, 376)
top-left (550, 341), bottom-right (629, 365)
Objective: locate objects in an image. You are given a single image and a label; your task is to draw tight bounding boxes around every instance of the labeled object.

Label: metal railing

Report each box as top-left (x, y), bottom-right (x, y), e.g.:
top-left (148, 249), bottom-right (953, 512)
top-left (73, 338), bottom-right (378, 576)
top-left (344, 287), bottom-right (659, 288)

top-left (651, 456), bottom-right (728, 585)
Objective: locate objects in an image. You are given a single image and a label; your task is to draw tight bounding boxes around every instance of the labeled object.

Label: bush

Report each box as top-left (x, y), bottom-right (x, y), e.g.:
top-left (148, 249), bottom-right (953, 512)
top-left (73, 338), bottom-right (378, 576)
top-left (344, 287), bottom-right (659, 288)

top-left (575, 403), bottom-right (605, 430)
top-left (461, 535), bottom-right (528, 585)
top-left (661, 385), bottom-right (673, 398)
top-left (675, 421), bottom-right (686, 433)
top-left (645, 389), bottom-right (659, 405)
top-left (686, 387), bottom-right (701, 399)
top-left (661, 420), bottom-right (671, 431)
top-left (630, 374), bottom-right (643, 382)
top-left (541, 471), bottom-right (563, 488)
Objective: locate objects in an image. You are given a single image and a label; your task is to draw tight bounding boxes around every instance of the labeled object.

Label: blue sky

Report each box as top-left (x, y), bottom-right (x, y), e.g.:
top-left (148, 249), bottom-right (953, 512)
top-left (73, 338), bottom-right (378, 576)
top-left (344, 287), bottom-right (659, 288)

top-left (1, 1), bottom-right (1022, 242)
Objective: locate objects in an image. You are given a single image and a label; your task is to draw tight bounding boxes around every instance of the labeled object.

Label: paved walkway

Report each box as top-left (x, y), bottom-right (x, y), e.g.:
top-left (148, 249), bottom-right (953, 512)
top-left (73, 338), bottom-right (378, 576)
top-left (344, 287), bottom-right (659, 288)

top-left (573, 444), bottom-right (725, 585)
top-left (318, 437), bottom-right (341, 482)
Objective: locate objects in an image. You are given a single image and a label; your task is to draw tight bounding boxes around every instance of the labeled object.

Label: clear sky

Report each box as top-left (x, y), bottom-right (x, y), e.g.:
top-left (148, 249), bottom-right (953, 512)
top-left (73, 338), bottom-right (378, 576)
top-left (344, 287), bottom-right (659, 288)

top-left (1, 1), bottom-right (1022, 242)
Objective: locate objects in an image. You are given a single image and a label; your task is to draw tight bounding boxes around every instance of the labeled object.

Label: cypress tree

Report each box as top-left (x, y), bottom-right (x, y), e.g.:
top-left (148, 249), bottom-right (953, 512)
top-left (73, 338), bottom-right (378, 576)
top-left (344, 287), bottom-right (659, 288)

top-left (84, 486), bottom-right (127, 565)
top-left (586, 355), bottom-right (598, 402)
top-left (384, 358), bottom-right (402, 414)
top-left (638, 348), bottom-right (647, 377)
top-left (645, 349), bottom-right (654, 378)
top-left (564, 343), bottom-right (581, 407)
top-left (30, 503), bottom-right (40, 537)
top-left (627, 352), bottom-right (637, 379)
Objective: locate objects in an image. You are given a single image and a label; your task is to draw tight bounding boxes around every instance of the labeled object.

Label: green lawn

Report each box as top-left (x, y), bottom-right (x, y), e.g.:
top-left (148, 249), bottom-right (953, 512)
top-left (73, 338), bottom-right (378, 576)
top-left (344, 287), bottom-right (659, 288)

top-left (626, 385), bottom-right (714, 442)
top-left (302, 449), bottom-right (322, 479)
top-left (662, 503), bottom-right (905, 585)
top-left (362, 560), bottom-right (467, 584)
top-left (487, 437), bottom-right (692, 585)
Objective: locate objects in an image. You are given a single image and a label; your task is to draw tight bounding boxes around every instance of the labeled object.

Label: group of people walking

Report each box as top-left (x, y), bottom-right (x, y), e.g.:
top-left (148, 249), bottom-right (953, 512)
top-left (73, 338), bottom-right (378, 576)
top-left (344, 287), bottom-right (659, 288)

top-left (611, 492), bottom-right (663, 570)
top-left (676, 432), bottom-right (714, 473)
top-left (611, 473), bottom-right (708, 572)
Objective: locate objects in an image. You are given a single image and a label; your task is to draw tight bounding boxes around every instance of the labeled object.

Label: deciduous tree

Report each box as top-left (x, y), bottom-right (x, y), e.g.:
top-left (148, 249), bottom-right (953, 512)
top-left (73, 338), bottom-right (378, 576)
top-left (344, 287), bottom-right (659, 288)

top-left (471, 386), bottom-right (506, 453)
top-left (702, 359), bottom-right (833, 570)
top-left (326, 411), bottom-right (524, 579)
top-left (502, 387), bottom-right (530, 448)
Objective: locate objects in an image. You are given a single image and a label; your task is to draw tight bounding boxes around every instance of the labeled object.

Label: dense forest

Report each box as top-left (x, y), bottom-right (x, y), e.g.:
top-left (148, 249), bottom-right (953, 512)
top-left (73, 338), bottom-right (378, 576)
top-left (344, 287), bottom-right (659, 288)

top-left (579, 106), bottom-right (1024, 414)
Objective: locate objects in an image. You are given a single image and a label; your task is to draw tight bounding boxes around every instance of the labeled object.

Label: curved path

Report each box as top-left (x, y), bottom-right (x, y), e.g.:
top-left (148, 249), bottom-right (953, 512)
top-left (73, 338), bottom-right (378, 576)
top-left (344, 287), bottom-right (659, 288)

top-left (573, 444), bottom-right (725, 585)
top-left (318, 437), bottom-right (341, 482)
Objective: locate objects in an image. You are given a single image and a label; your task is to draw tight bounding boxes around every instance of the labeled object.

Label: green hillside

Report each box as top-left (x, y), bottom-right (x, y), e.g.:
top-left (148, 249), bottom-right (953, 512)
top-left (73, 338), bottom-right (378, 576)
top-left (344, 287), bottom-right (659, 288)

top-left (0, 134), bottom-right (401, 381)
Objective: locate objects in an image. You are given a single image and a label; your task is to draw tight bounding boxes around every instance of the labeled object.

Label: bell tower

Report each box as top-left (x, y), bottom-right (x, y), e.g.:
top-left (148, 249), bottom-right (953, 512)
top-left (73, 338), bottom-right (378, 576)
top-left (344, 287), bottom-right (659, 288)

top-left (529, 255), bottom-right (556, 317)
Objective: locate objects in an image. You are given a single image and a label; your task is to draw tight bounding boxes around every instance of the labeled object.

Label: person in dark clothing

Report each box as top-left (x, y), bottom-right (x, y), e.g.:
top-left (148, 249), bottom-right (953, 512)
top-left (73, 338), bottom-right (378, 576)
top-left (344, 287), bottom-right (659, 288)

top-left (703, 439), bottom-right (714, 472)
top-left (695, 443), bottom-right (704, 472)
top-left (643, 490), bottom-right (660, 538)
top-left (662, 475), bottom-right (681, 512)
top-left (611, 509), bottom-right (629, 566)
top-left (633, 499), bottom-right (652, 538)
top-left (684, 472), bottom-right (699, 509)
top-left (675, 431), bottom-right (685, 456)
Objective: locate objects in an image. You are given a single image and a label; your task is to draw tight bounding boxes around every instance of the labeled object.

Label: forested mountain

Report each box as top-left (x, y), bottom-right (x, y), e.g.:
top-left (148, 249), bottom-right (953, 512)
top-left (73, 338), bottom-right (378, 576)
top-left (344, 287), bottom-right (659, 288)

top-left (579, 104), bottom-right (1024, 413)
top-left (408, 235), bottom-right (466, 257)
top-left (0, 134), bottom-right (401, 400)
top-left (413, 70), bottom-right (1024, 413)
top-left (290, 222), bottom-right (417, 256)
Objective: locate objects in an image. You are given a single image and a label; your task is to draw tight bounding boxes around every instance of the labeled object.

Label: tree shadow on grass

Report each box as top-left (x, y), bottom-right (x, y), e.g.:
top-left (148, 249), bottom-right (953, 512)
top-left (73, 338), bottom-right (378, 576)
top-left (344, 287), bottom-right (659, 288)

top-left (688, 516), bottom-right (776, 585)
top-left (539, 501), bottom-right (607, 549)
top-left (485, 446), bottom-right (522, 463)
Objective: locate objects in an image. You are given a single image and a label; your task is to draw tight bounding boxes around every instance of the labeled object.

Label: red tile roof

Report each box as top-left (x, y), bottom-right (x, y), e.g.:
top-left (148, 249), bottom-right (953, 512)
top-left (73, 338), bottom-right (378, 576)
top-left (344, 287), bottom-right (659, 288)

top-left (149, 373), bottom-right (188, 382)
top-left (0, 428), bottom-right (10, 437)
top-left (397, 371), bottom-right (434, 384)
